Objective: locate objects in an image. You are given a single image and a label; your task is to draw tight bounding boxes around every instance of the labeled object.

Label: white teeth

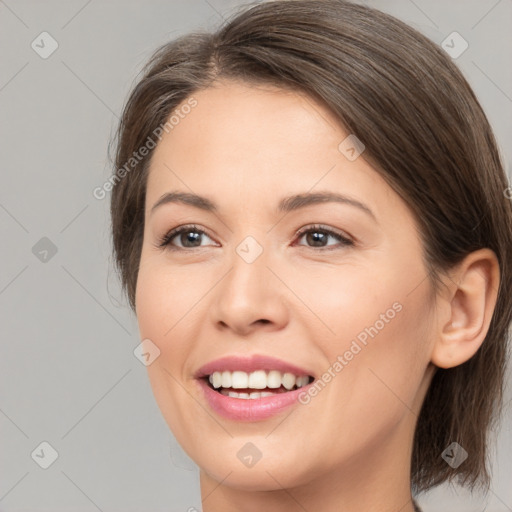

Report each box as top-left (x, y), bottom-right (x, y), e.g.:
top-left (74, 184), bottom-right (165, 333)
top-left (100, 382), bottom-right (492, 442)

top-left (231, 371), bottom-right (248, 389)
top-left (221, 389), bottom-right (278, 399)
top-left (210, 372), bottom-right (222, 388)
top-left (221, 371), bottom-right (231, 388)
top-left (248, 370), bottom-right (267, 389)
top-left (267, 370), bottom-right (282, 388)
top-left (208, 370), bottom-right (311, 392)
top-left (282, 372), bottom-right (296, 390)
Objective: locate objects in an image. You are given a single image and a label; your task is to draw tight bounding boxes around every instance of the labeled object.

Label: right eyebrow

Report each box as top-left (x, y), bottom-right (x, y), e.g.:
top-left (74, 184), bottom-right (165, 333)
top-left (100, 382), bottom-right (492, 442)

top-left (150, 192), bottom-right (218, 216)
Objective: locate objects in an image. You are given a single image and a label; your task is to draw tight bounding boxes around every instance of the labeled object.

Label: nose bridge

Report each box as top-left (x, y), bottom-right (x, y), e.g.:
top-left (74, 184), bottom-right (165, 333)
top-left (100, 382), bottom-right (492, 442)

top-left (235, 233), bottom-right (266, 266)
top-left (226, 233), bottom-right (272, 299)
top-left (210, 232), bottom-right (288, 333)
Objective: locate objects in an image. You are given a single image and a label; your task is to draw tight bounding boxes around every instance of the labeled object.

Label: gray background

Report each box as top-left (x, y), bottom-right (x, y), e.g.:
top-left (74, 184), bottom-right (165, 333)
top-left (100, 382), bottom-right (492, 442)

top-left (0, 0), bottom-right (511, 511)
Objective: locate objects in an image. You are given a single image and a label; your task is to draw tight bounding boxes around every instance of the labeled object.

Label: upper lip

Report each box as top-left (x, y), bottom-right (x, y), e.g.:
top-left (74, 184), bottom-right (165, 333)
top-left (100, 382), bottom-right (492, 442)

top-left (194, 354), bottom-right (315, 379)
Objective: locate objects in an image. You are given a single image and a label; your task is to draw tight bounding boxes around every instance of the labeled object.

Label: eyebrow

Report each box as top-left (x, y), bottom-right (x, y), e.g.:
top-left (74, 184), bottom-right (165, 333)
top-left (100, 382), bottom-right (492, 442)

top-left (150, 191), bottom-right (376, 220)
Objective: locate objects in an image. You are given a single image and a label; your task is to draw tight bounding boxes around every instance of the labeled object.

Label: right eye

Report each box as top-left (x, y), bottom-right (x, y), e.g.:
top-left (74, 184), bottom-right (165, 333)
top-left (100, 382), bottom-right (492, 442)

top-left (156, 224), bottom-right (216, 251)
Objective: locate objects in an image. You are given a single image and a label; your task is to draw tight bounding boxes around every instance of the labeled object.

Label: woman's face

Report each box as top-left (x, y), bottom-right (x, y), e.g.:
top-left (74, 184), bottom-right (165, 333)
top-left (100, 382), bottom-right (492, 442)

top-left (136, 80), bottom-right (437, 492)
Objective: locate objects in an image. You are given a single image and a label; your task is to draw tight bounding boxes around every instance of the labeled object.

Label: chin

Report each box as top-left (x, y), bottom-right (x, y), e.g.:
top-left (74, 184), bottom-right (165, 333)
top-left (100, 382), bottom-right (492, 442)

top-left (198, 451), bottom-right (319, 491)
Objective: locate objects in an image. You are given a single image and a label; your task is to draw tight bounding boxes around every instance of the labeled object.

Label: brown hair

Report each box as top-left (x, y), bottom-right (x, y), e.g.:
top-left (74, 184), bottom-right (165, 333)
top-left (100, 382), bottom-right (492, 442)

top-left (109, 0), bottom-right (512, 496)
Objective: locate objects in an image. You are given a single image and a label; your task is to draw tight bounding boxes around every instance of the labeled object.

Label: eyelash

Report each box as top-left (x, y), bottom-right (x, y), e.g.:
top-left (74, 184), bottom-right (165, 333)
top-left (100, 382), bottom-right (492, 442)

top-left (156, 223), bottom-right (354, 252)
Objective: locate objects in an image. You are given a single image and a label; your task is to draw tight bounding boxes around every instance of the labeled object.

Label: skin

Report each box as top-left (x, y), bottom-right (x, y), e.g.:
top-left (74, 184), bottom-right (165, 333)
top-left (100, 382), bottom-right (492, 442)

top-left (135, 80), bottom-right (500, 512)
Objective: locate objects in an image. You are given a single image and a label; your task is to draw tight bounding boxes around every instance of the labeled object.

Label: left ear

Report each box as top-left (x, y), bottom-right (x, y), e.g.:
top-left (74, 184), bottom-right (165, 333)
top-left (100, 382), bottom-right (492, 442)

top-left (430, 248), bottom-right (500, 369)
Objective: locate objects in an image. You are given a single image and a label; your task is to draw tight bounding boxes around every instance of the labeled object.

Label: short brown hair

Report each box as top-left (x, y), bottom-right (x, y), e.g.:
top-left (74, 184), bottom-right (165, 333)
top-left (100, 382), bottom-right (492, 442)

top-left (109, 0), bottom-right (512, 495)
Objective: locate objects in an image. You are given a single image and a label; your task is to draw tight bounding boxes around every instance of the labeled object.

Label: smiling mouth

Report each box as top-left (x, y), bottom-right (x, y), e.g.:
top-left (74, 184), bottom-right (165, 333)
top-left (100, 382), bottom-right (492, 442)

top-left (202, 370), bottom-right (314, 399)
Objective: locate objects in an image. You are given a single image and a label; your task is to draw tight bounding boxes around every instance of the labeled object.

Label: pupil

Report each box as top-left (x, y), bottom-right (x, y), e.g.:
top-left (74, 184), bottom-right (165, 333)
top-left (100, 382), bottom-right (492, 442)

top-left (183, 231), bottom-right (200, 247)
top-left (308, 231), bottom-right (326, 246)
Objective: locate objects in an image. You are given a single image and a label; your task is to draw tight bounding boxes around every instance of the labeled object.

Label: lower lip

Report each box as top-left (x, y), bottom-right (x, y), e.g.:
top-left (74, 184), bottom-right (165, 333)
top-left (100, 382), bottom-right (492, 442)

top-left (196, 378), bottom-right (313, 422)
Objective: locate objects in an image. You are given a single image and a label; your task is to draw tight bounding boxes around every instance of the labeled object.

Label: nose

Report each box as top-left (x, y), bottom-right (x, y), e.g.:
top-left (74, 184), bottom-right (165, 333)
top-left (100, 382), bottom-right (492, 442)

top-left (209, 246), bottom-right (289, 336)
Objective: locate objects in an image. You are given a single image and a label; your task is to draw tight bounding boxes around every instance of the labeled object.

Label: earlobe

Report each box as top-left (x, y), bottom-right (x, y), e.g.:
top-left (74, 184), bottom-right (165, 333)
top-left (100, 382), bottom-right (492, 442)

top-left (431, 248), bottom-right (500, 369)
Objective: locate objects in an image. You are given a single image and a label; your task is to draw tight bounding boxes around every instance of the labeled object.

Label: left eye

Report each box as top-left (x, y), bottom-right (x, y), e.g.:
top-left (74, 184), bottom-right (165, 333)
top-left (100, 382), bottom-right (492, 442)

top-left (294, 225), bottom-right (354, 250)
top-left (156, 224), bottom-right (354, 251)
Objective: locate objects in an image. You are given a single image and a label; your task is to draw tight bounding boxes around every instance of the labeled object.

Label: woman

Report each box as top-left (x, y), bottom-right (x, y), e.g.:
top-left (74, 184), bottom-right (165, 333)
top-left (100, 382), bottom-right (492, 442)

top-left (109, 1), bottom-right (512, 510)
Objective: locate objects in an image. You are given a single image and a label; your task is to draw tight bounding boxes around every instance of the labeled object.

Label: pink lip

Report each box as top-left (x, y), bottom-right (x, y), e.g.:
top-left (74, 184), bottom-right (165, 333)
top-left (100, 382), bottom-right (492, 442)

top-left (194, 354), bottom-right (314, 379)
top-left (196, 377), bottom-right (315, 422)
top-left (194, 354), bottom-right (315, 422)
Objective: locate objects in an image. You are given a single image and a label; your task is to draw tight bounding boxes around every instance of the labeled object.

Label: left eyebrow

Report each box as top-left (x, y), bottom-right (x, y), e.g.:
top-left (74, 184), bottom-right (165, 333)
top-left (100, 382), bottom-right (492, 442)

top-left (277, 191), bottom-right (376, 221)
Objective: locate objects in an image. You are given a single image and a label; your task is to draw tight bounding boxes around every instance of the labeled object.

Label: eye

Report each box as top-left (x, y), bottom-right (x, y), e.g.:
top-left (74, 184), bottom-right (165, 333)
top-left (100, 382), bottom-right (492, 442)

top-left (294, 224), bottom-right (354, 250)
top-left (156, 223), bottom-right (354, 252)
top-left (156, 224), bottom-right (215, 250)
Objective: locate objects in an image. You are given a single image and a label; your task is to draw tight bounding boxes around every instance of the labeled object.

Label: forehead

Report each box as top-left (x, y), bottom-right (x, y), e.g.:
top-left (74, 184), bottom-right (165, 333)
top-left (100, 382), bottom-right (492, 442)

top-left (152, 80), bottom-right (343, 170)
top-left (145, 81), bottom-right (405, 223)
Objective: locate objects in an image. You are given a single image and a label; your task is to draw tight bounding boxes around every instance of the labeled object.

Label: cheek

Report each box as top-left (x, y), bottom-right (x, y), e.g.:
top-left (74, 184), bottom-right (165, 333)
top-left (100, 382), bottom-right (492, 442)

top-left (321, 276), bottom-right (433, 433)
top-left (289, 258), bottom-right (403, 343)
top-left (302, 254), bottom-right (433, 420)
top-left (291, 292), bottom-right (433, 476)
top-left (135, 257), bottom-right (205, 445)
top-left (306, 243), bottom-right (431, 356)
top-left (135, 255), bottom-right (204, 341)
top-left (135, 258), bottom-right (193, 398)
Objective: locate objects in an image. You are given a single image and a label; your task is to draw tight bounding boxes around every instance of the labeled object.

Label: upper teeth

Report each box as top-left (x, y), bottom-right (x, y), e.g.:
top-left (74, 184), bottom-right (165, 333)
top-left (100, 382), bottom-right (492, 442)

top-left (208, 370), bottom-right (310, 390)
